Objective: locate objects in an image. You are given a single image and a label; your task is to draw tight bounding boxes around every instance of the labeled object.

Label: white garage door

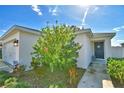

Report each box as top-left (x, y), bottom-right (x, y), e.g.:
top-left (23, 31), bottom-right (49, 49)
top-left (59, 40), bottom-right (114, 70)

top-left (4, 42), bottom-right (16, 65)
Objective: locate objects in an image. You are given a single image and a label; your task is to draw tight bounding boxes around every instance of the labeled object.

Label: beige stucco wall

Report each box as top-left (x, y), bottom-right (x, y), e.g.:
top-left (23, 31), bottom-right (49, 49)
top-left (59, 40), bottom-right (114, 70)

top-left (111, 47), bottom-right (124, 58)
top-left (19, 31), bottom-right (40, 69)
top-left (104, 38), bottom-right (112, 59)
top-left (84, 34), bottom-right (92, 68)
top-left (2, 31), bottom-right (20, 65)
top-left (2, 29), bottom-right (40, 69)
top-left (74, 33), bottom-right (92, 69)
top-left (123, 47), bottom-right (124, 57)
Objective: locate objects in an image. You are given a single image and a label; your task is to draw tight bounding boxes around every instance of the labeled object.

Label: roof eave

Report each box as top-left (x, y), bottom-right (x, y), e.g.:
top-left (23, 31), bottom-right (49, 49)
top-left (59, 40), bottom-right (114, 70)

top-left (76, 28), bottom-right (93, 37)
top-left (93, 32), bottom-right (116, 39)
top-left (0, 25), bottom-right (41, 40)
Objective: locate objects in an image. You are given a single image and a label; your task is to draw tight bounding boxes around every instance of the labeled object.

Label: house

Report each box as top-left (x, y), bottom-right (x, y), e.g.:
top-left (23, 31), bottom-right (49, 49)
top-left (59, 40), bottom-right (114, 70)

top-left (0, 25), bottom-right (40, 70)
top-left (0, 25), bottom-right (118, 70)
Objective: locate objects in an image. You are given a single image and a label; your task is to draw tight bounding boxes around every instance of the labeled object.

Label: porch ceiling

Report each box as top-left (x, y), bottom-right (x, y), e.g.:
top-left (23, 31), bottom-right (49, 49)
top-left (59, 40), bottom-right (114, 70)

top-left (91, 37), bottom-right (106, 42)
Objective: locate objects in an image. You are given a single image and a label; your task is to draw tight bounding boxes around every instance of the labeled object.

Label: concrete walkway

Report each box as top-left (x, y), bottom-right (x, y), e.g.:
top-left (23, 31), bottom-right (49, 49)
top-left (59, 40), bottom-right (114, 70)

top-left (0, 62), bottom-right (13, 73)
top-left (78, 59), bottom-right (114, 88)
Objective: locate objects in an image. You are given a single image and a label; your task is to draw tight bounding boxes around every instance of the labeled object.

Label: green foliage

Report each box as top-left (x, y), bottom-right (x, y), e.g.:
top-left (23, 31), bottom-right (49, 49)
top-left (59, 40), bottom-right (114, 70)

top-left (19, 65), bottom-right (26, 71)
top-left (4, 77), bottom-right (18, 88)
top-left (15, 81), bottom-right (31, 88)
top-left (0, 71), bottom-right (10, 86)
top-left (4, 77), bottom-right (30, 88)
top-left (32, 24), bottom-right (81, 72)
top-left (107, 57), bottom-right (124, 84)
top-left (31, 57), bottom-right (41, 68)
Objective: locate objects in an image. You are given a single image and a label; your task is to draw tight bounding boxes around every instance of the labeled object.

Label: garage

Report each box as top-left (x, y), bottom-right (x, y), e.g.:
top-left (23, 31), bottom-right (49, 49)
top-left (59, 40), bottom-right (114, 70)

top-left (3, 41), bottom-right (16, 65)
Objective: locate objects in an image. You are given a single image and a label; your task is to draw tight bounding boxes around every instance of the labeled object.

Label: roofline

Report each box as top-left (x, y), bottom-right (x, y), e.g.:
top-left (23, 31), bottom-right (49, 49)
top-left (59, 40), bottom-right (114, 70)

top-left (0, 25), bottom-right (116, 40)
top-left (76, 28), bottom-right (93, 36)
top-left (0, 25), bottom-right (41, 40)
top-left (93, 32), bottom-right (116, 34)
top-left (0, 25), bottom-right (93, 40)
top-left (14, 25), bottom-right (40, 32)
top-left (93, 32), bottom-right (116, 38)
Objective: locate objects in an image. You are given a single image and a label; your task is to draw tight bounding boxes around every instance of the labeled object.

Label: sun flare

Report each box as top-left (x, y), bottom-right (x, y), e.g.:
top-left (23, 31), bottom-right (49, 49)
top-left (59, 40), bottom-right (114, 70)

top-left (79, 5), bottom-right (90, 8)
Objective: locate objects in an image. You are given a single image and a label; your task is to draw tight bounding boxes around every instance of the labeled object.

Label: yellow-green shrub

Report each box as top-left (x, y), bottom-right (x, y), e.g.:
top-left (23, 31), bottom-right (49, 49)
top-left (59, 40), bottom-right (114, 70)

top-left (107, 58), bottom-right (124, 84)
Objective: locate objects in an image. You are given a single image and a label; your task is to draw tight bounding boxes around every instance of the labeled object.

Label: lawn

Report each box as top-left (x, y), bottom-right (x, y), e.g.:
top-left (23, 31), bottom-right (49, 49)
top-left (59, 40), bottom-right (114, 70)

top-left (0, 66), bottom-right (84, 88)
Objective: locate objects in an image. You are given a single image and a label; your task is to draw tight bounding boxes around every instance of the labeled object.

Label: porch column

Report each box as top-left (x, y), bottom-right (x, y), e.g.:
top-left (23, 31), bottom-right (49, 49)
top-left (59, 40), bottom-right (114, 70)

top-left (104, 38), bottom-right (112, 59)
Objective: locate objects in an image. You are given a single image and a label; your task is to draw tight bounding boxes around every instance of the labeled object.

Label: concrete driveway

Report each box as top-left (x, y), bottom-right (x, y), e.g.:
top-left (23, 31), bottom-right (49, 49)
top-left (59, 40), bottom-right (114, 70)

top-left (78, 59), bottom-right (114, 88)
top-left (0, 62), bottom-right (13, 73)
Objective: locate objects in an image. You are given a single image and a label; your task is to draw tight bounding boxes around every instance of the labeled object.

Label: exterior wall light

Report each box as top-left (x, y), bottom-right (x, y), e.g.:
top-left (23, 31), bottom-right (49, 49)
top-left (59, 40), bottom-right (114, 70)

top-left (13, 40), bottom-right (19, 46)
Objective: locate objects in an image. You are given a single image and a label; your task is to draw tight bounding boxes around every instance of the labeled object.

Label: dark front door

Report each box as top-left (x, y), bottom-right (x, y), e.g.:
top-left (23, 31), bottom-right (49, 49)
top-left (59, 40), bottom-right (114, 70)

top-left (94, 42), bottom-right (104, 59)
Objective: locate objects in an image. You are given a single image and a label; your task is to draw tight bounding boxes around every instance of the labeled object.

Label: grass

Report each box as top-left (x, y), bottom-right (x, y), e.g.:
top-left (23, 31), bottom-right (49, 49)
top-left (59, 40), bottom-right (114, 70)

top-left (0, 65), bottom-right (84, 88)
top-left (12, 66), bottom-right (85, 88)
top-left (0, 71), bottom-right (11, 87)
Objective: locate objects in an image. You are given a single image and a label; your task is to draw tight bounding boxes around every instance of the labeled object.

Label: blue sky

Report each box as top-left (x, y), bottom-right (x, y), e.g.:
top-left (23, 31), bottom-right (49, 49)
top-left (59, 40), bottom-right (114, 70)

top-left (0, 5), bottom-right (124, 46)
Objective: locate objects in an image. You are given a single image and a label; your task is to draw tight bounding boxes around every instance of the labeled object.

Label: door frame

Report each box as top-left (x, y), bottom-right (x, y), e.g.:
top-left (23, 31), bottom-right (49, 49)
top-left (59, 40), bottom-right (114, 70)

top-left (94, 41), bottom-right (105, 59)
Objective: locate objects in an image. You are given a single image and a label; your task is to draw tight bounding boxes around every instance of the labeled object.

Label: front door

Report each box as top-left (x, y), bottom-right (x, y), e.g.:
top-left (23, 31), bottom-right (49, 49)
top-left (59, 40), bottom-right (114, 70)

top-left (94, 42), bottom-right (104, 59)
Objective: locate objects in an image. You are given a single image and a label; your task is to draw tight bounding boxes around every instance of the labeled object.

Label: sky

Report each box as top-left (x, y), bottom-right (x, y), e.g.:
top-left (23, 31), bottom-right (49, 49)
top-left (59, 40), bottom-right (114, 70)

top-left (0, 5), bottom-right (124, 46)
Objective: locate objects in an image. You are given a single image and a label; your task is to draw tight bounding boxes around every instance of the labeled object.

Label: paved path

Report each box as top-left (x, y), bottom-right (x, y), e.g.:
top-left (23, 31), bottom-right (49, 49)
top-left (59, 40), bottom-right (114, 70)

top-left (78, 60), bottom-right (114, 88)
top-left (0, 62), bottom-right (13, 73)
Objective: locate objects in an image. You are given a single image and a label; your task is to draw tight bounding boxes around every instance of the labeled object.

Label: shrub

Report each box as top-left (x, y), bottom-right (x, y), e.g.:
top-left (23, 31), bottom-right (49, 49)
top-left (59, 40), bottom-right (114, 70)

top-left (107, 57), bottom-right (124, 84)
top-left (0, 71), bottom-right (11, 86)
top-left (15, 81), bottom-right (31, 88)
top-left (32, 24), bottom-right (81, 72)
top-left (4, 77), bottom-right (30, 88)
top-left (4, 77), bottom-right (18, 88)
top-left (31, 57), bottom-right (41, 69)
top-left (68, 67), bottom-right (77, 85)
